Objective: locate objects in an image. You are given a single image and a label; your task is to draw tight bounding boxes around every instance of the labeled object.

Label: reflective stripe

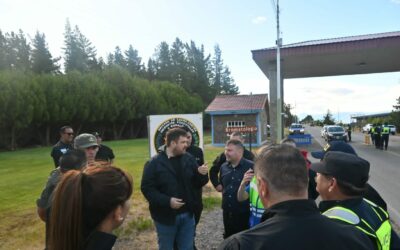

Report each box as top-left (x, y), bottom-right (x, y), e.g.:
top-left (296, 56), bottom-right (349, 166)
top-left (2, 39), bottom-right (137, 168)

top-left (376, 220), bottom-right (392, 250)
top-left (323, 207), bottom-right (360, 224)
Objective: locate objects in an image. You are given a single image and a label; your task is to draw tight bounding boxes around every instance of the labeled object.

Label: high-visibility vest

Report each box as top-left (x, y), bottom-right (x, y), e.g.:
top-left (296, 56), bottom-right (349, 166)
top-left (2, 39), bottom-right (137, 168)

top-left (374, 127), bottom-right (381, 135)
top-left (249, 177), bottom-right (265, 220)
top-left (382, 127), bottom-right (390, 135)
top-left (323, 199), bottom-right (391, 250)
top-left (371, 127), bottom-right (375, 134)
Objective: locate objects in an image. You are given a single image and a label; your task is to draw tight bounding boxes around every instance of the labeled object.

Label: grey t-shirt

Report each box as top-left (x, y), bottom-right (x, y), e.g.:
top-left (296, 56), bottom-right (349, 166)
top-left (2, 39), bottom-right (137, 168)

top-left (36, 168), bottom-right (62, 209)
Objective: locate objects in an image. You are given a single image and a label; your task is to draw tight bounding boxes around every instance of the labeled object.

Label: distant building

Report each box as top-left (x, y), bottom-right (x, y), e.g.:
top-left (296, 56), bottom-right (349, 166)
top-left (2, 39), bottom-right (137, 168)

top-left (205, 94), bottom-right (269, 147)
top-left (351, 112), bottom-right (391, 126)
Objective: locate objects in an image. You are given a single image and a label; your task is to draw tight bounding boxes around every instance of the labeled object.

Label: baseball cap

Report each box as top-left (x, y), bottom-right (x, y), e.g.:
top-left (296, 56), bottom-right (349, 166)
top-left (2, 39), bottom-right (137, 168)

top-left (74, 133), bottom-right (98, 149)
top-left (311, 141), bottom-right (356, 159)
top-left (310, 151), bottom-right (370, 188)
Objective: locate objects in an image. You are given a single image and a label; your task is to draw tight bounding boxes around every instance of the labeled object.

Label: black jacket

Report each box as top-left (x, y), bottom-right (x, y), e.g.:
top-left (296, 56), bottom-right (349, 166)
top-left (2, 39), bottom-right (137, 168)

top-left (210, 148), bottom-right (254, 188)
top-left (219, 199), bottom-right (374, 250)
top-left (84, 231), bottom-right (117, 250)
top-left (141, 151), bottom-right (209, 225)
top-left (50, 140), bottom-right (73, 167)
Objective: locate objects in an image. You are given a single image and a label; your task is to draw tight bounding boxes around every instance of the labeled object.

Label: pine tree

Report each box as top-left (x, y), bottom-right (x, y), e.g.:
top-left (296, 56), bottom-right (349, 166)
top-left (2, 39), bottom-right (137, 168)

top-left (125, 45), bottom-right (143, 76)
top-left (113, 46), bottom-right (126, 67)
top-left (323, 110), bottom-right (335, 125)
top-left (153, 41), bottom-right (172, 81)
top-left (0, 30), bottom-right (8, 70)
top-left (211, 44), bottom-right (238, 95)
top-left (31, 31), bottom-right (60, 74)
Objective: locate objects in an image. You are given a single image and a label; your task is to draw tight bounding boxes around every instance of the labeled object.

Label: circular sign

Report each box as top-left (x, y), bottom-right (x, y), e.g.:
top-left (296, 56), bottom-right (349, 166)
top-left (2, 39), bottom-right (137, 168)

top-left (154, 117), bottom-right (200, 152)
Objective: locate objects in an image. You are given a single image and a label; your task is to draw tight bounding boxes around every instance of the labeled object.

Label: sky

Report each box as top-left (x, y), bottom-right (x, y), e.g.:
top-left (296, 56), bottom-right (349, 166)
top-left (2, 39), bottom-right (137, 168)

top-left (1, 0), bottom-right (400, 122)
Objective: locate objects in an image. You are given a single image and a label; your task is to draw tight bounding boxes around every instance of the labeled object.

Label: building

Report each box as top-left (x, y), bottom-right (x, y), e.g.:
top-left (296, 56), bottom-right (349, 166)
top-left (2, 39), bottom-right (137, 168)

top-left (351, 112), bottom-right (392, 127)
top-left (205, 94), bottom-right (269, 147)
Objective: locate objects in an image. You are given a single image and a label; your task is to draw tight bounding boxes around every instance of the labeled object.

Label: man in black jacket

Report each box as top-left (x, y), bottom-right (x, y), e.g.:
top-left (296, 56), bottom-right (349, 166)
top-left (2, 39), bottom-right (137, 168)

top-left (141, 128), bottom-right (209, 250)
top-left (50, 126), bottom-right (74, 167)
top-left (219, 144), bottom-right (374, 250)
top-left (210, 132), bottom-right (254, 192)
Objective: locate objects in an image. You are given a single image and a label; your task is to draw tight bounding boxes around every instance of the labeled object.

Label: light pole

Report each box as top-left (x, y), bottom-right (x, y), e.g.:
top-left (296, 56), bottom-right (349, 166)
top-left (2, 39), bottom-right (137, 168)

top-left (276, 0), bottom-right (283, 142)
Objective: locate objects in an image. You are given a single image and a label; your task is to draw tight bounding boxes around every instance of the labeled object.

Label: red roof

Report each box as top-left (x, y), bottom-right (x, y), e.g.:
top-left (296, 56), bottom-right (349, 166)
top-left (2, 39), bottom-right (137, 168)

top-left (205, 94), bottom-right (268, 113)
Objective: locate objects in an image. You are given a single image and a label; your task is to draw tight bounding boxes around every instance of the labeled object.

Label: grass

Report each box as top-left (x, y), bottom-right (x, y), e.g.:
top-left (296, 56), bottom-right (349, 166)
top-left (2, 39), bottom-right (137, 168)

top-left (0, 133), bottom-right (224, 249)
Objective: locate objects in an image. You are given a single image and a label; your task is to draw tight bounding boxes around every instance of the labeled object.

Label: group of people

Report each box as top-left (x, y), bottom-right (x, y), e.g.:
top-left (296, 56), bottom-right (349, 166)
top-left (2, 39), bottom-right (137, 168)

top-left (369, 123), bottom-right (391, 150)
top-left (36, 125), bottom-right (400, 250)
top-left (37, 126), bottom-right (128, 250)
top-left (141, 127), bottom-right (400, 250)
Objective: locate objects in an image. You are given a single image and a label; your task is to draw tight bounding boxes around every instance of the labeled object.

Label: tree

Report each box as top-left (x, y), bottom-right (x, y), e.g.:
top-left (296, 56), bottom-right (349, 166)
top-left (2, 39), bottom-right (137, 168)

top-left (210, 44), bottom-right (238, 95)
top-left (390, 96), bottom-right (400, 132)
top-left (113, 46), bottom-right (126, 67)
top-left (0, 30), bottom-right (8, 70)
top-left (31, 31), bottom-right (60, 74)
top-left (323, 109), bottom-right (335, 125)
top-left (6, 30), bottom-right (31, 71)
top-left (63, 20), bottom-right (98, 72)
top-left (153, 41), bottom-right (172, 81)
top-left (125, 44), bottom-right (144, 76)
top-left (301, 115), bottom-right (314, 124)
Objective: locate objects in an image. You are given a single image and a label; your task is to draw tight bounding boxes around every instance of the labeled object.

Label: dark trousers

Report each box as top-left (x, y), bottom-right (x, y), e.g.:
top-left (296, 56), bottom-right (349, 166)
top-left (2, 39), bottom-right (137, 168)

top-left (223, 210), bottom-right (250, 239)
top-left (375, 134), bottom-right (381, 149)
top-left (371, 133), bottom-right (375, 145)
top-left (348, 131), bottom-right (352, 142)
top-left (381, 134), bottom-right (389, 150)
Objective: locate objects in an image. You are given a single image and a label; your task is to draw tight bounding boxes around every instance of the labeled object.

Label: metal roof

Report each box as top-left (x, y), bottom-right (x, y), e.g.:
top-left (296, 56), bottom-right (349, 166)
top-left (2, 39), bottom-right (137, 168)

top-left (205, 94), bottom-right (268, 113)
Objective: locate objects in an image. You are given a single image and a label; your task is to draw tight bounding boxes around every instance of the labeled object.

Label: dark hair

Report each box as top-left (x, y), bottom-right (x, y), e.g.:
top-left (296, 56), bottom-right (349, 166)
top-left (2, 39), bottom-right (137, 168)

top-left (255, 144), bottom-right (308, 196)
top-left (166, 128), bottom-right (187, 146)
top-left (230, 132), bottom-right (243, 138)
top-left (60, 126), bottom-right (73, 134)
top-left (59, 150), bottom-right (87, 171)
top-left (48, 166), bottom-right (133, 250)
top-left (336, 178), bottom-right (368, 196)
top-left (281, 138), bottom-right (296, 147)
top-left (226, 139), bottom-right (244, 151)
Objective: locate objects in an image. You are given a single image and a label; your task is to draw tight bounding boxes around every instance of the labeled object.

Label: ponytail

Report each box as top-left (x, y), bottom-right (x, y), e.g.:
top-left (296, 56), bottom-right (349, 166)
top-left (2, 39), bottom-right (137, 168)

top-left (48, 170), bottom-right (84, 250)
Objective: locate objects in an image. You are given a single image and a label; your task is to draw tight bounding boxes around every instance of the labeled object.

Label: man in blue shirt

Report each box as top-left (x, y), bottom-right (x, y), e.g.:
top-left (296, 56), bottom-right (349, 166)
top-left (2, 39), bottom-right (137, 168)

top-left (219, 139), bottom-right (254, 238)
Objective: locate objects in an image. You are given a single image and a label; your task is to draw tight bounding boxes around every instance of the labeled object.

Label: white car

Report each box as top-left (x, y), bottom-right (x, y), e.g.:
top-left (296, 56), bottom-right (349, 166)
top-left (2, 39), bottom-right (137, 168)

top-left (321, 125), bottom-right (329, 137)
top-left (387, 125), bottom-right (396, 135)
top-left (362, 124), bottom-right (373, 133)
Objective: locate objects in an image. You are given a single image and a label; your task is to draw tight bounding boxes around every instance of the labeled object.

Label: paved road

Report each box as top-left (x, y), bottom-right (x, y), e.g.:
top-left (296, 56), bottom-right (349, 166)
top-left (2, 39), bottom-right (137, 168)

top-left (306, 126), bottom-right (400, 225)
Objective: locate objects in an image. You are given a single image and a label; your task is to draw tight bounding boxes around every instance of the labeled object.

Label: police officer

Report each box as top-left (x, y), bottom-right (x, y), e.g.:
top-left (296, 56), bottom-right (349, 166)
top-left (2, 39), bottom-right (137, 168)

top-left (370, 124), bottom-right (375, 146)
top-left (312, 151), bottom-right (396, 250)
top-left (381, 123), bottom-right (390, 150)
top-left (374, 123), bottom-right (382, 149)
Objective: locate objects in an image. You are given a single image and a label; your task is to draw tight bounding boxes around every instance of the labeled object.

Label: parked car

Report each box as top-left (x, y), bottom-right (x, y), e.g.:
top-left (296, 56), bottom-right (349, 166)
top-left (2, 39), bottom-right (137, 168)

top-left (321, 125), bottom-right (329, 137)
top-left (388, 125), bottom-right (396, 135)
top-left (324, 126), bottom-right (347, 142)
top-left (362, 123), bottom-right (373, 133)
top-left (289, 123), bottom-right (305, 135)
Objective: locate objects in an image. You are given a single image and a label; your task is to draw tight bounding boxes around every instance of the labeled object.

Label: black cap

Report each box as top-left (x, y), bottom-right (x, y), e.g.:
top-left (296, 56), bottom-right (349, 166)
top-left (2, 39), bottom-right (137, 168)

top-left (310, 151), bottom-right (370, 188)
top-left (311, 141), bottom-right (356, 159)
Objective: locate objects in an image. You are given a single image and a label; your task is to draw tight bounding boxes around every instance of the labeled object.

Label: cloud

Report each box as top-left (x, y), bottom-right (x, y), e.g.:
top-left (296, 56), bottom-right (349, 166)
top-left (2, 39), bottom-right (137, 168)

top-left (391, 0), bottom-right (400, 4)
top-left (252, 16), bottom-right (267, 24)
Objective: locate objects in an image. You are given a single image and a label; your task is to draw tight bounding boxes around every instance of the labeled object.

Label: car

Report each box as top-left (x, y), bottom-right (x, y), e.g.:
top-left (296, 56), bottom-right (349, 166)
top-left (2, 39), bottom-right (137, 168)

top-left (324, 126), bottom-right (347, 142)
top-left (289, 123), bottom-right (305, 135)
top-left (387, 125), bottom-right (396, 135)
top-left (321, 125), bottom-right (329, 137)
top-left (362, 123), bottom-right (373, 133)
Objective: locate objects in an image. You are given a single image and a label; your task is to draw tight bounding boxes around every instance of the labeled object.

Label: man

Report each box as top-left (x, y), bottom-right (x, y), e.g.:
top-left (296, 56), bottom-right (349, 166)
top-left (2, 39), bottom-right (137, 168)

top-left (74, 133), bottom-right (99, 166)
top-left (37, 149), bottom-right (87, 247)
top-left (50, 126), bottom-right (74, 167)
top-left (311, 151), bottom-right (395, 250)
top-left (141, 128), bottom-right (209, 250)
top-left (370, 124), bottom-right (376, 146)
top-left (347, 124), bottom-right (352, 142)
top-left (219, 144), bottom-right (374, 250)
top-left (219, 139), bottom-right (253, 238)
top-left (381, 122), bottom-right (390, 150)
top-left (374, 123), bottom-right (382, 149)
top-left (93, 132), bottom-right (115, 163)
top-left (210, 132), bottom-right (254, 192)
top-left (311, 141), bottom-right (387, 210)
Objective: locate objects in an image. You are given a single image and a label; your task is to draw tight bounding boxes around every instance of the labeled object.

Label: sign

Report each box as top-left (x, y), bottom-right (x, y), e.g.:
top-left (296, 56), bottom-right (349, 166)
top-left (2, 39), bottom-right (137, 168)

top-left (147, 114), bottom-right (203, 157)
top-left (225, 126), bottom-right (258, 133)
top-left (287, 134), bottom-right (312, 145)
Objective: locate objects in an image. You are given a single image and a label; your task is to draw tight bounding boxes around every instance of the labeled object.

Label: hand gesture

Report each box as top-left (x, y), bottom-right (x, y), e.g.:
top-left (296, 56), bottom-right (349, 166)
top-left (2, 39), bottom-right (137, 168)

top-left (241, 169), bottom-right (254, 186)
top-left (198, 163), bottom-right (208, 175)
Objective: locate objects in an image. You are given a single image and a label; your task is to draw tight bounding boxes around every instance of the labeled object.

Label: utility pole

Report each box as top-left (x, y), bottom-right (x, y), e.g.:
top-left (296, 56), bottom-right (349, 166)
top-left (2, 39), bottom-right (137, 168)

top-left (276, 0), bottom-right (283, 143)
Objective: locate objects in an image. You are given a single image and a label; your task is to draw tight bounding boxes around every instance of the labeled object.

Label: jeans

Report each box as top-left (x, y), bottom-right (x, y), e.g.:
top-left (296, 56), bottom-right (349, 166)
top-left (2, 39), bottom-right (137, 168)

top-left (155, 212), bottom-right (195, 250)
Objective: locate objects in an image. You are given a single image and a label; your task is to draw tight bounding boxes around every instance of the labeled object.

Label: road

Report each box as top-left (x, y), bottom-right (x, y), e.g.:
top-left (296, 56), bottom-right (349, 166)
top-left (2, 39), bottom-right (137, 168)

top-left (306, 125), bottom-right (400, 225)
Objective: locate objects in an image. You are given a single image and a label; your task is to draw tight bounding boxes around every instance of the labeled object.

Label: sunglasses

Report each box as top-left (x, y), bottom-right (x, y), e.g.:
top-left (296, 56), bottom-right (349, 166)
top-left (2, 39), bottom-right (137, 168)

top-left (64, 132), bottom-right (74, 136)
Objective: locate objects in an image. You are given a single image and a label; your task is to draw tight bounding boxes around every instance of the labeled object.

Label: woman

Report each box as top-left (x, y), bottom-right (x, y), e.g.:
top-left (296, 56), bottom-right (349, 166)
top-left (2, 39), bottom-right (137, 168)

top-left (48, 166), bottom-right (133, 250)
